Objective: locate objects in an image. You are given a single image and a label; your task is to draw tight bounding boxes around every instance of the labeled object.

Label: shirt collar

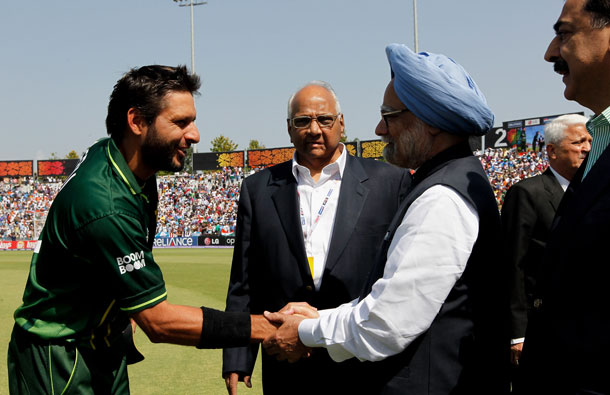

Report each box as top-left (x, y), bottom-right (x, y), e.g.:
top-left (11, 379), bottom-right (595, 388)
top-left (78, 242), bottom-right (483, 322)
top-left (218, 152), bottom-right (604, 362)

top-left (105, 137), bottom-right (142, 195)
top-left (548, 165), bottom-right (570, 192)
top-left (586, 107), bottom-right (610, 136)
top-left (291, 143), bottom-right (347, 184)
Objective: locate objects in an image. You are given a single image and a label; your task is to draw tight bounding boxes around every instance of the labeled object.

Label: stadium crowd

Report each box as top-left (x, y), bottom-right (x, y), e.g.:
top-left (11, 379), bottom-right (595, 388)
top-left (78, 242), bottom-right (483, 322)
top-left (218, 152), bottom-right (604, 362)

top-left (1, 148), bottom-right (545, 241)
top-left (475, 147), bottom-right (548, 207)
top-left (156, 167), bottom-right (246, 238)
top-left (0, 178), bottom-right (61, 241)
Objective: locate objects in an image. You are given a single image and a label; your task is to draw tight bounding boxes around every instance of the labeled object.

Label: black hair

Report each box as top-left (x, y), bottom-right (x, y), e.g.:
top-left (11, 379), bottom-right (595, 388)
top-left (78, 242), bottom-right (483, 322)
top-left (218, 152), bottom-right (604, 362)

top-left (105, 65), bottom-right (201, 141)
top-left (585, 0), bottom-right (610, 28)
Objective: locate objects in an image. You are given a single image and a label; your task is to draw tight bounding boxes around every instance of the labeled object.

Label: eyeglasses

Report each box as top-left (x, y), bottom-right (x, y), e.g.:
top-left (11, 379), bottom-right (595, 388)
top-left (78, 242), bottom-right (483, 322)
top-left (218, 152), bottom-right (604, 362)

top-left (289, 114), bottom-right (341, 129)
top-left (381, 108), bottom-right (409, 129)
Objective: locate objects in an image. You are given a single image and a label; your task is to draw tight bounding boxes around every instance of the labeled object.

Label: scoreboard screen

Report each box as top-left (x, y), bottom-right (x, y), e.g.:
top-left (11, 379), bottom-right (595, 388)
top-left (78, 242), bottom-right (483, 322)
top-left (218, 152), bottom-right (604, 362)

top-left (484, 112), bottom-right (585, 151)
top-left (37, 159), bottom-right (79, 176)
top-left (0, 161), bottom-right (33, 177)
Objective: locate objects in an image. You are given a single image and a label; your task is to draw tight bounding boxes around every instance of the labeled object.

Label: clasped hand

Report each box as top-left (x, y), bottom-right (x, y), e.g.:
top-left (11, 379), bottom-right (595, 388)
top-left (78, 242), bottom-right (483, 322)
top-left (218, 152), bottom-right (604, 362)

top-left (262, 302), bottom-right (319, 363)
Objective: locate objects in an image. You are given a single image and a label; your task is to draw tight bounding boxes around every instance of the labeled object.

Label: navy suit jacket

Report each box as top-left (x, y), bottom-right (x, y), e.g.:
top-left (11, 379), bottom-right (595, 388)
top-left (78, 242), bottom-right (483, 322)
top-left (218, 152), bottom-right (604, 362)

top-left (223, 154), bottom-right (410, 394)
top-left (523, 147), bottom-right (610, 393)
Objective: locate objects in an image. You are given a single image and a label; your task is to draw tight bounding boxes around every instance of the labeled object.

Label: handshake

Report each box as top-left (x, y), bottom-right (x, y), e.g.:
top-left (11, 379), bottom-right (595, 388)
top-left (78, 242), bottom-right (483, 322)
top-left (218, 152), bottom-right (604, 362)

top-left (225, 302), bottom-right (319, 394)
top-left (260, 302), bottom-right (319, 363)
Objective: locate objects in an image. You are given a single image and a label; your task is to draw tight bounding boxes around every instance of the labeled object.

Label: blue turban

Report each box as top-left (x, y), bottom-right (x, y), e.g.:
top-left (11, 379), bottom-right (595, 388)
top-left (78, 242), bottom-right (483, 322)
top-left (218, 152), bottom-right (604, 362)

top-left (386, 43), bottom-right (494, 136)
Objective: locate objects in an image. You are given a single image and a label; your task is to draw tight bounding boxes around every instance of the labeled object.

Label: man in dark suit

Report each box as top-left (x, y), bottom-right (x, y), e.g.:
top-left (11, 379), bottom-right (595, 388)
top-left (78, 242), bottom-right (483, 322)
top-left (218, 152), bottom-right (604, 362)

top-left (502, 114), bottom-right (590, 376)
top-left (222, 81), bottom-right (409, 394)
top-left (521, 0), bottom-right (610, 393)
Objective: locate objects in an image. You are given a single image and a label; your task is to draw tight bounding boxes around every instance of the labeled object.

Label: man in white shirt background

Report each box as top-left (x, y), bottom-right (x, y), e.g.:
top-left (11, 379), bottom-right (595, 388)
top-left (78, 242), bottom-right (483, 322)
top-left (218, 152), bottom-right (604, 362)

top-left (264, 44), bottom-right (509, 394)
top-left (223, 81), bottom-right (410, 394)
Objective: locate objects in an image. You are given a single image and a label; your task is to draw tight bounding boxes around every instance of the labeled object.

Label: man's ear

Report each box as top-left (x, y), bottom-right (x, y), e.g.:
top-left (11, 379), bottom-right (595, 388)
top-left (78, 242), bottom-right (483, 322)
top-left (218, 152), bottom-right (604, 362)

top-left (428, 126), bottom-right (442, 136)
top-left (287, 120), bottom-right (294, 143)
top-left (546, 143), bottom-right (556, 160)
top-left (126, 108), bottom-right (148, 137)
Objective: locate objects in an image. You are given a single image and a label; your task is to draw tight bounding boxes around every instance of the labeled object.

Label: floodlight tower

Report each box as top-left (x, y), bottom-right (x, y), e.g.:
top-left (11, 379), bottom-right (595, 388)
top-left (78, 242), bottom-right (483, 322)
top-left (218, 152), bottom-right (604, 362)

top-left (413, 0), bottom-right (419, 52)
top-left (173, 0), bottom-right (207, 154)
top-left (173, 0), bottom-right (208, 73)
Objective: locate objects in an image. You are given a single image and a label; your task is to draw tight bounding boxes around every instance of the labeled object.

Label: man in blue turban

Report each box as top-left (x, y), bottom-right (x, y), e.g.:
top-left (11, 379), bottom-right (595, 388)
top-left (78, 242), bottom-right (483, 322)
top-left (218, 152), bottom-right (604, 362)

top-left (263, 44), bottom-right (508, 394)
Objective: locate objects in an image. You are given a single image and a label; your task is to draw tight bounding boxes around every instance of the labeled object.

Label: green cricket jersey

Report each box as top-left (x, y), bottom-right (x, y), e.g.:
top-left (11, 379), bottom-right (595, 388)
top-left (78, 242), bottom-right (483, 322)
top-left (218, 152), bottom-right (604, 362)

top-left (14, 137), bottom-right (167, 350)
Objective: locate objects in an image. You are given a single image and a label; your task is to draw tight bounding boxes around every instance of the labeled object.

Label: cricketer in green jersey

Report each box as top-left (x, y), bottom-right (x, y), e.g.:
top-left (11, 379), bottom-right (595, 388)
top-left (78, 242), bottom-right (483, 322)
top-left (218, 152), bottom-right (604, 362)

top-left (8, 65), bottom-right (277, 394)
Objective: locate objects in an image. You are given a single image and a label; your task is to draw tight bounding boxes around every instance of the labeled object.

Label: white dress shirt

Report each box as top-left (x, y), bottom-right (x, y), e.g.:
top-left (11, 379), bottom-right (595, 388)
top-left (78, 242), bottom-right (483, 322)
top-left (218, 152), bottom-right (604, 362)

top-left (548, 165), bottom-right (570, 192)
top-left (299, 184), bottom-right (479, 362)
top-left (291, 145), bottom-right (347, 290)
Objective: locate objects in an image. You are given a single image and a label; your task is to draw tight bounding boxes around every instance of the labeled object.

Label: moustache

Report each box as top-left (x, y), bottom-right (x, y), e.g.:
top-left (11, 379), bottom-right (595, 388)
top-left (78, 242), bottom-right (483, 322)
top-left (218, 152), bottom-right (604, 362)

top-left (553, 59), bottom-right (569, 74)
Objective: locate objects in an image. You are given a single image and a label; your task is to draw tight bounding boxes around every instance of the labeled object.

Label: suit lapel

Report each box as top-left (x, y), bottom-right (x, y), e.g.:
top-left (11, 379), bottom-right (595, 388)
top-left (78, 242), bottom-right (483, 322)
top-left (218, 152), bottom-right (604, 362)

top-left (570, 147), bottom-right (610, 216)
top-left (269, 163), bottom-right (311, 280)
top-left (541, 168), bottom-right (563, 211)
top-left (554, 148), bottom-right (610, 232)
top-left (325, 155), bottom-right (369, 273)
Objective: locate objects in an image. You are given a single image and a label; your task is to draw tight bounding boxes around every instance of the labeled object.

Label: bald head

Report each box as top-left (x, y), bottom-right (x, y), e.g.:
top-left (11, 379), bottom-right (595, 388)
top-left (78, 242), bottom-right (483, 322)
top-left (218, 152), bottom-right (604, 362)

top-left (287, 81), bottom-right (341, 119)
top-left (286, 81), bottom-right (345, 176)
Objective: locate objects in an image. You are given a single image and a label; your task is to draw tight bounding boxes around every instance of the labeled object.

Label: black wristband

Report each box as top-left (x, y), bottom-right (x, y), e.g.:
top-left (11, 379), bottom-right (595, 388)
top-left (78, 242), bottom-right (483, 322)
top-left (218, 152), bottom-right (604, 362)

top-left (197, 307), bottom-right (251, 349)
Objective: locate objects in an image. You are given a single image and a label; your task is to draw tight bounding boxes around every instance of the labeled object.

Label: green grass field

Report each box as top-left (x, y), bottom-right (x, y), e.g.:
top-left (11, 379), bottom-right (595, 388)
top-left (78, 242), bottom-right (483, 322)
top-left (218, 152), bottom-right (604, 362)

top-left (0, 248), bottom-right (264, 394)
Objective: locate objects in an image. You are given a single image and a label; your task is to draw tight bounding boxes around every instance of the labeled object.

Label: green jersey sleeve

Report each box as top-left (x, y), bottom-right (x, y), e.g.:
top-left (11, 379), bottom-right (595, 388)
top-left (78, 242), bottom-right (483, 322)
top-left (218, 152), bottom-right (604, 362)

top-left (77, 212), bottom-right (167, 313)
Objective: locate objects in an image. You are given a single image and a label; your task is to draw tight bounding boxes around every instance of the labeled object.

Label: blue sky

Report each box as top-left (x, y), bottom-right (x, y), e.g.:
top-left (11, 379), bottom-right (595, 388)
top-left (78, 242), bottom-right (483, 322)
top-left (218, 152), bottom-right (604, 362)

top-left (0, 0), bottom-right (584, 160)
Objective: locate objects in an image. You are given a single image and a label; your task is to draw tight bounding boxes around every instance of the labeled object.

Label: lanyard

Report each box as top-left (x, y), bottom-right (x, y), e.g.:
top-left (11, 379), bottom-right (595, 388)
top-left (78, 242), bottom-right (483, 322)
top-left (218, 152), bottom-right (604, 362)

top-left (298, 181), bottom-right (337, 244)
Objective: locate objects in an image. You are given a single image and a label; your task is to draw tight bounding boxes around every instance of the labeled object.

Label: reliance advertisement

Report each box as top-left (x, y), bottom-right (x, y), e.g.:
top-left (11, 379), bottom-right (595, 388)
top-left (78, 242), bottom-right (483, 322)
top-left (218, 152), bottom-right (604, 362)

top-left (153, 236), bottom-right (235, 248)
top-left (154, 237), bottom-right (199, 248)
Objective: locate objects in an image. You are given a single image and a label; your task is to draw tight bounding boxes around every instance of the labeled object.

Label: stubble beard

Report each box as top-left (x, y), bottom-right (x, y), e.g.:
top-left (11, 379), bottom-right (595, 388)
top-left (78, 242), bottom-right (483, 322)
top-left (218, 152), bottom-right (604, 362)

top-left (383, 120), bottom-right (432, 170)
top-left (141, 125), bottom-right (185, 173)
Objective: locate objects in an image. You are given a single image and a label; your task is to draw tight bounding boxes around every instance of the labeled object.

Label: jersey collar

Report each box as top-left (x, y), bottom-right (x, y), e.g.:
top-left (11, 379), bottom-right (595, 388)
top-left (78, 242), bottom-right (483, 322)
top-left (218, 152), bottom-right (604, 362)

top-left (105, 138), bottom-right (142, 195)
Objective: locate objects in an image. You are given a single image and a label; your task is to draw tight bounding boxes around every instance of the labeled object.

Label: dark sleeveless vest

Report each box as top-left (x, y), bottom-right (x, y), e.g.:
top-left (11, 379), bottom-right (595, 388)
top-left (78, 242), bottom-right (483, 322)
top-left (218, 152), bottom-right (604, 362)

top-left (358, 142), bottom-right (508, 395)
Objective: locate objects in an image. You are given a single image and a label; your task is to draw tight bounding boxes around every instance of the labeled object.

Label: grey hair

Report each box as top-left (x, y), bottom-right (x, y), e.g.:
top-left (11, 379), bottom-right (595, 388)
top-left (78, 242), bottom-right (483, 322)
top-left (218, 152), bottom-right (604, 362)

top-left (544, 113), bottom-right (589, 146)
top-left (287, 80), bottom-right (341, 119)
